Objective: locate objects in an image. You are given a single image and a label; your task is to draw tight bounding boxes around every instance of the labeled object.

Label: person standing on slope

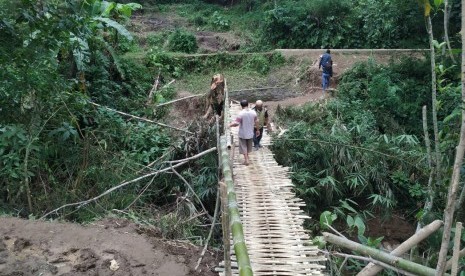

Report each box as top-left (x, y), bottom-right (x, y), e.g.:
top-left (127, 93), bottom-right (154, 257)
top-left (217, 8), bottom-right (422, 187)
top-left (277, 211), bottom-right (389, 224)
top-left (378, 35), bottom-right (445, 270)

top-left (318, 49), bottom-right (333, 96)
top-left (229, 100), bottom-right (260, 166)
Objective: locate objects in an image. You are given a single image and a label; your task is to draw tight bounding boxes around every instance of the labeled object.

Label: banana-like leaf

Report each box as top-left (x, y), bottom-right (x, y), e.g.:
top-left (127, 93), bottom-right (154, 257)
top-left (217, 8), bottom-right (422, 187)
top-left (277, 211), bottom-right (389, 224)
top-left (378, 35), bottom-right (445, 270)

top-left (100, 1), bottom-right (117, 17)
top-left (116, 3), bottom-right (142, 18)
top-left (433, 0), bottom-right (444, 8)
top-left (100, 38), bottom-right (126, 80)
top-left (94, 16), bottom-right (133, 40)
top-left (70, 33), bottom-right (90, 71)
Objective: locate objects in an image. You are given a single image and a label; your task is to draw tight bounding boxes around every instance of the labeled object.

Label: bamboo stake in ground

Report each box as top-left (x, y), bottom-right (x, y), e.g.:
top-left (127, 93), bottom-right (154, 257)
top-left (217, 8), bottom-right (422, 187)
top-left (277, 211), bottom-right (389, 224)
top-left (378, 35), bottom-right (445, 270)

top-left (147, 70), bottom-right (161, 105)
top-left (323, 232), bottom-right (441, 276)
top-left (451, 222), bottom-right (463, 276)
top-left (446, 248), bottom-right (465, 270)
top-left (357, 220), bottom-right (443, 276)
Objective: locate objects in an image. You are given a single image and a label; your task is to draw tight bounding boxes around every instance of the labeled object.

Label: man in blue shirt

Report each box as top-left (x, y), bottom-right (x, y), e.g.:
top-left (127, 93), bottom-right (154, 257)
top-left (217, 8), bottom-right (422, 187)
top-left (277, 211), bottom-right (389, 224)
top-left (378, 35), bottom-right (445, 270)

top-left (318, 49), bottom-right (333, 96)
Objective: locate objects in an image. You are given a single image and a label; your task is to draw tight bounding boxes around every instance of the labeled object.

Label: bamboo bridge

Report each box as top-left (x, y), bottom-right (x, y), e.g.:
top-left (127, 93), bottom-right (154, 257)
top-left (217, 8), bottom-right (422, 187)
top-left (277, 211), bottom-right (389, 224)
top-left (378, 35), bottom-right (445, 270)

top-left (216, 83), bottom-right (326, 276)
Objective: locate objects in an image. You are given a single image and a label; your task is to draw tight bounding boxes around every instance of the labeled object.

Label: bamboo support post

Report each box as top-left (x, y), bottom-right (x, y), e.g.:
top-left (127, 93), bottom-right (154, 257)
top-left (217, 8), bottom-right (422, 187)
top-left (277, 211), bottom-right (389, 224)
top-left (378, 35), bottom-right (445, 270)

top-left (220, 135), bottom-right (253, 276)
top-left (323, 232), bottom-right (445, 276)
top-left (223, 79), bottom-right (232, 149)
top-left (357, 220), bottom-right (443, 276)
top-left (446, 248), bottom-right (465, 270)
top-left (451, 222), bottom-right (463, 276)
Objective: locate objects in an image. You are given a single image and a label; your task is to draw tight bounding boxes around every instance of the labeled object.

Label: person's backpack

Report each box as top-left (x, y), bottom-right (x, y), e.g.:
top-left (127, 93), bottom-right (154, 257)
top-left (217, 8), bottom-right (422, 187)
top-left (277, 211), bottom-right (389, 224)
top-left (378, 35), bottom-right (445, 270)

top-left (323, 59), bottom-right (332, 69)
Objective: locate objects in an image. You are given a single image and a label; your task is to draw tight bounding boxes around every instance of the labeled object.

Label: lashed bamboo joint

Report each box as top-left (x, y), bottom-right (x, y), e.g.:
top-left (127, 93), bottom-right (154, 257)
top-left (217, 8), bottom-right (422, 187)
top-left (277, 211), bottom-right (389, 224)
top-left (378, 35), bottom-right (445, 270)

top-left (217, 99), bottom-right (326, 275)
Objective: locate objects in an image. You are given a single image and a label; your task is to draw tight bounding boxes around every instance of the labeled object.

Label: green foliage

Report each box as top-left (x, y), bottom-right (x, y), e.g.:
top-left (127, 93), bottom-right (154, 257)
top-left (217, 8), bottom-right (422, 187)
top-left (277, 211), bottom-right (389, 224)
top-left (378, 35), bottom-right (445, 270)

top-left (146, 32), bottom-right (169, 48)
top-left (338, 58), bottom-right (431, 135)
top-left (273, 101), bottom-right (425, 218)
top-left (272, 59), bottom-right (433, 221)
top-left (246, 54), bottom-right (270, 75)
top-left (167, 29), bottom-right (199, 53)
top-left (260, 0), bottom-right (426, 48)
top-left (146, 50), bottom-right (283, 78)
top-left (210, 11), bottom-right (231, 31)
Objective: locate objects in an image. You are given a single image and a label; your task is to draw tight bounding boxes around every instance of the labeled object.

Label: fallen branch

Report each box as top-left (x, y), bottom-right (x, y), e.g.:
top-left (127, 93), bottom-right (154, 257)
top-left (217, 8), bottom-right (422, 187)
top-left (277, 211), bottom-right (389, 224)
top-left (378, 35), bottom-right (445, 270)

top-left (195, 188), bottom-right (220, 271)
top-left (171, 166), bottom-right (212, 221)
top-left (357, 220), bottom-right (443, 276)
top-left (90, 101), bottom-right (193, 134)
top-left (323, 232), bottom-right (442, 276)
top-left (156, 93), bottom-right (203, 107)
top-left (40, 147), bottom-right (216, 219)
top-left (229, 85), bottom-right (288, 93)
top-left (165, 147), bottom-right (217, 164)
top-left (123, 175), bottom-right (157, 210)
top-left (334, 252), bottom-right (416, 276)
top-left (324, 222), bottom-right (347, 239)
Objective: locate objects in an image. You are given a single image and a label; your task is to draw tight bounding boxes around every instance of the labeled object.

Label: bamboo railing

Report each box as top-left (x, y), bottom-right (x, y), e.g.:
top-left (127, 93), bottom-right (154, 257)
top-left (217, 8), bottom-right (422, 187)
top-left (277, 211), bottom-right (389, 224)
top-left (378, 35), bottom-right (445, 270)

top-left (219, 79), bottom-right (253, 276)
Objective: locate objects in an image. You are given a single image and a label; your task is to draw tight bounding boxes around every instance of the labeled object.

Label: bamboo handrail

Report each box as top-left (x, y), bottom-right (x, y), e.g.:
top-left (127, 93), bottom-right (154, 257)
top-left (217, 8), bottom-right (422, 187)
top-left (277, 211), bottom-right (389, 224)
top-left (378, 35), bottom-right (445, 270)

top-left (220, 136), bottom-right (253, 276)
top-left (219, 78), bottom-right (253, 276)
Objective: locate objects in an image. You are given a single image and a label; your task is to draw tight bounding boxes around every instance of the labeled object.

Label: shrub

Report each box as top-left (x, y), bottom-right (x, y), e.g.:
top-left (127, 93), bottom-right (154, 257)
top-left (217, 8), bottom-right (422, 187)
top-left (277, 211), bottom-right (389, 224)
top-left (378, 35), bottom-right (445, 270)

top-left (210, 11), bottom-right (230, 31)
top-left (167, 29), bottom-right (198, 54)
top-left (246, 54), bottom-right (270, 75)
top-left (146, 32), bottom-right (169, 48)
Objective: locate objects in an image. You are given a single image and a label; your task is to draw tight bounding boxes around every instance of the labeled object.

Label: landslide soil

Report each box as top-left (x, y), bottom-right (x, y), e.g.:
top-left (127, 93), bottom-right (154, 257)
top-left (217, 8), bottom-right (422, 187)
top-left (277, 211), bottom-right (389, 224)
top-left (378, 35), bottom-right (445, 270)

top-left (0, 217), bottom-right (219, 276)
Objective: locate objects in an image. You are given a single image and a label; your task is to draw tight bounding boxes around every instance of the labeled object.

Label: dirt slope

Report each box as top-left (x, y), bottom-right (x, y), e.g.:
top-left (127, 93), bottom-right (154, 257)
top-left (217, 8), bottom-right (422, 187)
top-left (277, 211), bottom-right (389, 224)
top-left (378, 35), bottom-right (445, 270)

top-left (0, 217), bottom-right (218, 276)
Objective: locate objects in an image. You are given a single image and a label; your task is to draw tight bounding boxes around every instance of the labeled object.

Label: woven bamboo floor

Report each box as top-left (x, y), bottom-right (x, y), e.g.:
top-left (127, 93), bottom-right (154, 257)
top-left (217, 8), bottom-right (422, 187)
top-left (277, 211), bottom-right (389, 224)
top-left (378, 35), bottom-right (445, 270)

top-left (217, 103), bottom-right (326, 275)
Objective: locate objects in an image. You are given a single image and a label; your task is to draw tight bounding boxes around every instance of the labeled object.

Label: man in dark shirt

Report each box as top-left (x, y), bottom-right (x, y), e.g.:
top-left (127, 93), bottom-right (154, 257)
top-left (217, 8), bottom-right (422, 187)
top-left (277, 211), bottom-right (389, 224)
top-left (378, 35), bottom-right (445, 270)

top-left (318, 49), bottom-right (333, 96)
top-left (252, 100), bottom-right (272, 150)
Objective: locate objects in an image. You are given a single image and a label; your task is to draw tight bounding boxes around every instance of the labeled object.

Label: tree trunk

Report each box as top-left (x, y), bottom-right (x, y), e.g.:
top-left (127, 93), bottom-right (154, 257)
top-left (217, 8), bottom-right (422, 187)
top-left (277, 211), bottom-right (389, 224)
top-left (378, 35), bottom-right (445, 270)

top-left (422, 105), bottom-right (435, 215)
top-left (323, 232), bottom-right (441, 276)
top-left (435, 2), bottom-right (465, 273)
top-left (357, 220), bottom-right (443, 276)
top-left (444, 0), bottom-right (457, 63)
top-left (427, 16), bottom-right (442, 189)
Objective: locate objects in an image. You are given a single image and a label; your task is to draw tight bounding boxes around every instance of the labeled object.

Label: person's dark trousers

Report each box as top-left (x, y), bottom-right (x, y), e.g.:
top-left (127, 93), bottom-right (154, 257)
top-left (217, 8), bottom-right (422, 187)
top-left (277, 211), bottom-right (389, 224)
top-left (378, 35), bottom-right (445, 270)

top-left (253, 127), bottom-right (264, 148)
top-left (322, 73), bottom-right (330, 93)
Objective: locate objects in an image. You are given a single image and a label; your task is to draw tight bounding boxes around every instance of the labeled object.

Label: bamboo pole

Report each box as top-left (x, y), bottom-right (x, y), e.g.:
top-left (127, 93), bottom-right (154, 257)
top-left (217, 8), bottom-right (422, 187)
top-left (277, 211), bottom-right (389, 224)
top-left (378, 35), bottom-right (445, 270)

top-left (220, 181), bottom-right (232, 276)
top-left (451, 222), bottom-right (462, 276)
top-left (357, 220), bottom-right (443, 276)
top-left (323, 232), bottom-right (444, 276)
top-left (224, 79), bottom-right (232, 149)
top-left (220, 135), bottom-right (253, 276)
top-left (446, 248), bottom-right (465, 270)
top-left (89, 101), bottom-right (193, 134)
top-left (436, 1), bottom-right (465, 273)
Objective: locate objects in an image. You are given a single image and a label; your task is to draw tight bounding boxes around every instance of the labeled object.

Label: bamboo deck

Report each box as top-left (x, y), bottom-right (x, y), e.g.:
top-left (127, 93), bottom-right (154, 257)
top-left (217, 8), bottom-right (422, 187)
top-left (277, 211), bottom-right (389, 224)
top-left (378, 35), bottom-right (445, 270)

top-left (217, 103), bottom-right (326, 275)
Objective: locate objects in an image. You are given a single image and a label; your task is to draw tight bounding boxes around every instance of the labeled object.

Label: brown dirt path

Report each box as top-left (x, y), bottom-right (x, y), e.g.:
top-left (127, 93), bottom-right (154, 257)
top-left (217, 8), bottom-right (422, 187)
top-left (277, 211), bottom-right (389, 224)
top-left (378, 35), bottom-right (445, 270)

top-left (0, 217), bottom-right (219, 276)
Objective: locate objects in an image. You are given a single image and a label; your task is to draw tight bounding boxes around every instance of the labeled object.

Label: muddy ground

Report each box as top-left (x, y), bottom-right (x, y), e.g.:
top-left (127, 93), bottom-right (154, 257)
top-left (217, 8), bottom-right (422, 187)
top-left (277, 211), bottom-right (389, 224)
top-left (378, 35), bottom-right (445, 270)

top-left (0, 217), bottom-right (219, 276)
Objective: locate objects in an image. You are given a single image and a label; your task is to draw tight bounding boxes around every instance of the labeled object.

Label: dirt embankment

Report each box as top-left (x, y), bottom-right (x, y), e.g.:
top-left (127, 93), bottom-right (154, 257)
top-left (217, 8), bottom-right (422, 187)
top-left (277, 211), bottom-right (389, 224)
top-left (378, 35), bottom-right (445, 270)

top-left (0, 217), bottom-right (219, 276)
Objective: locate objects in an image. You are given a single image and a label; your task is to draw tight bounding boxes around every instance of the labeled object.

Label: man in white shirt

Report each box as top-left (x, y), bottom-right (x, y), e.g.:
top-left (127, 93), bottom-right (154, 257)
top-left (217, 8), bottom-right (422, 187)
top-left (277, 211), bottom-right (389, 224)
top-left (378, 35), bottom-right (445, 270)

top-left (229, 100), bottom-right (260, 165)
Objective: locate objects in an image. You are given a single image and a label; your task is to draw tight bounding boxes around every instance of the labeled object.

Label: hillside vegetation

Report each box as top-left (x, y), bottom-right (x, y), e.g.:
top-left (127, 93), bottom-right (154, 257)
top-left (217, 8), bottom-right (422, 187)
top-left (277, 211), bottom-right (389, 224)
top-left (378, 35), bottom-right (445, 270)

top-left (1, 0), bottom-right (465, 275)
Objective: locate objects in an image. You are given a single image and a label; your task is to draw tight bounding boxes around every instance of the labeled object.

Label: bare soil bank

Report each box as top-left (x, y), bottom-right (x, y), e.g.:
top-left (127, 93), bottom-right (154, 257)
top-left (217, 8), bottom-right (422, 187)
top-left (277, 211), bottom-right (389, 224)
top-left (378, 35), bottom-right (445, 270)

top-left (0, 217), bottom-right (219, 276)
